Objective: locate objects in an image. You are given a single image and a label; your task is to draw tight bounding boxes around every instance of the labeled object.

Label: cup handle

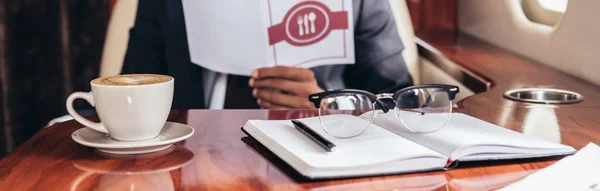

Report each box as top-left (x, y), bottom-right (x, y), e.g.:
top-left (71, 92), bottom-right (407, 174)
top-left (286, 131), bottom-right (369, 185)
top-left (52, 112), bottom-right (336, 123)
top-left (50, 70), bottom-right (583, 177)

top-left (66, 92), bottom-right (108, 134)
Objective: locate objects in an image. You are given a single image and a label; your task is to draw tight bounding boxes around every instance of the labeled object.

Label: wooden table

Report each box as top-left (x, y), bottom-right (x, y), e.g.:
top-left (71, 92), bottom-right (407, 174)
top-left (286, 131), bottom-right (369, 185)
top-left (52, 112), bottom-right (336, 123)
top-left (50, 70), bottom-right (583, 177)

top-left (0, 107), bottom-right (598, 191)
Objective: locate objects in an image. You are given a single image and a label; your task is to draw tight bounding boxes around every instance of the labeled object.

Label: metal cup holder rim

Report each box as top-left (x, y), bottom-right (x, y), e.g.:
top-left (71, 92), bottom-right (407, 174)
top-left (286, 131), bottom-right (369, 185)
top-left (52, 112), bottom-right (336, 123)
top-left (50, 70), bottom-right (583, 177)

top-left (503, 88), bottom-right (584, 104)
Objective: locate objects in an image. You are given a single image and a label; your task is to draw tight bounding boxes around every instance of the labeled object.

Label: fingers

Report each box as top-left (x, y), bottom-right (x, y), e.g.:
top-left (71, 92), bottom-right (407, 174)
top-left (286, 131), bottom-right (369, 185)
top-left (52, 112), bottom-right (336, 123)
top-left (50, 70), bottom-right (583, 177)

top-left (249, 78), bottom-right (315, 96)
top-left (253, 88), bottom-right (315, 109)
top-left (252, 66), bottom-right (314, 81)
top-left (249, 66), bottom-right (323, 109)
top-left (256, 99), bottom-right (291, 109)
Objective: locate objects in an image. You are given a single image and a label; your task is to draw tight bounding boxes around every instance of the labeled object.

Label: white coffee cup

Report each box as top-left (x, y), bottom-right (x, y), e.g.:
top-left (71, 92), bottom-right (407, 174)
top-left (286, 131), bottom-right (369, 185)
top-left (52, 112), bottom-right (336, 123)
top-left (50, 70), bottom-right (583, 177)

top-left (66, 74), bottom-right (174, 141)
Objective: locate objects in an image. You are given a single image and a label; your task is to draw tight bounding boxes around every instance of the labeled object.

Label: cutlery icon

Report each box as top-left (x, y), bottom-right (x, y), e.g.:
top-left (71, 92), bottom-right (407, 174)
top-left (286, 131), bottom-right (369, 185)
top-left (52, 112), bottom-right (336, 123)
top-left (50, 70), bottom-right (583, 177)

top-left (308, 12), bottom-right (316, 33)
top-left (304, 14), bottom-right (309, 34)
top-left (297, 16), bottom-right (304, 36)
top-left (297, 12), bottom-right (318, 36)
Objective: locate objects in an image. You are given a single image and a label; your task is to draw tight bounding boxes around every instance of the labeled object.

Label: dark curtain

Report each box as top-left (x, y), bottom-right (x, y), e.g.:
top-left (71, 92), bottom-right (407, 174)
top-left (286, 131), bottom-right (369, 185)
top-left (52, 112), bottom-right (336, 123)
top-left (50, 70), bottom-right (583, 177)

top-left (0, 0), bottom-right (110, 158)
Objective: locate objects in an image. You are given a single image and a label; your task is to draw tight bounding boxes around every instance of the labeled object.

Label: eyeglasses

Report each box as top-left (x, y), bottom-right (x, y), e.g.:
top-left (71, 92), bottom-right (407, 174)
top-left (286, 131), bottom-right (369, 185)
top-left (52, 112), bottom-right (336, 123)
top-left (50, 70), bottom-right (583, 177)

top-left (309, 84), bottom-right (460, 138)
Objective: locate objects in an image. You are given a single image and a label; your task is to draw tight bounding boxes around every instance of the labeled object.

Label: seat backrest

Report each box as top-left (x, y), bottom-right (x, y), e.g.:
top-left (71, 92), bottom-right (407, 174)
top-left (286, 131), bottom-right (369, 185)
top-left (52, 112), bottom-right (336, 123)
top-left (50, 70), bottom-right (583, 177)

top-left (99, 0), bottom-right (420, 83)
top-left (99, 0), bottom-right (138, 77)
top-left (389, 0), bottom-right (420, 84)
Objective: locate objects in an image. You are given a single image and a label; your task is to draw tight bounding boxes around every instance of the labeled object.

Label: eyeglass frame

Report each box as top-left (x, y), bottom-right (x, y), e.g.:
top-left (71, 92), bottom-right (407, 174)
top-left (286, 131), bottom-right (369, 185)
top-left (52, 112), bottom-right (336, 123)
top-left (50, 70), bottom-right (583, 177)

top-left (308, 84), bottom-right (460, 137)
top-left (309, 84), bottom-right (460, 112)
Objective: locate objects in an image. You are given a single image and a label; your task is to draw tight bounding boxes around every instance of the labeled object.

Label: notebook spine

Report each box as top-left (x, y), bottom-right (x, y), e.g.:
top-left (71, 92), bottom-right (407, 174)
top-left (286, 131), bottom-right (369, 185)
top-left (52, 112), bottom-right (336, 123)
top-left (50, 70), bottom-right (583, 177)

top-left (443, 158), bottom-right (459, 170)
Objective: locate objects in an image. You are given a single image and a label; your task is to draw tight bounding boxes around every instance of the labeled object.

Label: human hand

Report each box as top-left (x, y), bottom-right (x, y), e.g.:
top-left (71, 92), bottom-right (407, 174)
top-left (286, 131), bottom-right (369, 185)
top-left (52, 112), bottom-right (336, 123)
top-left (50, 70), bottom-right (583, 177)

top-left (249, 66), bottom-right (323, 109)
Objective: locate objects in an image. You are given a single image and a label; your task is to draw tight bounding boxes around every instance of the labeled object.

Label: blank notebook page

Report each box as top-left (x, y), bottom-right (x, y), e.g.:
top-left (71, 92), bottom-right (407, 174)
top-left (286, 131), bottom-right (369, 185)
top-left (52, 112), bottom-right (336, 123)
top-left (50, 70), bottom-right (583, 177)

top-left (248, 114), bottom-right (445, 169)
top-left (373, 112), bottom-right (574, 158)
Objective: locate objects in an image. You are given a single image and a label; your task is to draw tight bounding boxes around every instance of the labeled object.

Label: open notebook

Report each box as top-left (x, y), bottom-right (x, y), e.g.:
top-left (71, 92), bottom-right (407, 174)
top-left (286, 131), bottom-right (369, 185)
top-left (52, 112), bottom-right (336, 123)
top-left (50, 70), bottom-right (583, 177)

top-left (241, 113), bottom-right (576, 179)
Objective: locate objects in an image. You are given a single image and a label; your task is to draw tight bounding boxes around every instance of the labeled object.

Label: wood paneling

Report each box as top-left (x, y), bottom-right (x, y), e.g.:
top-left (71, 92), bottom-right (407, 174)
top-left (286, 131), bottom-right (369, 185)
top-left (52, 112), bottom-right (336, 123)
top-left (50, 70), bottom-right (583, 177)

top-left (0, 0), bottom-right (110, 158)
top-left (406, 0), bottom-right (457, 33)
top-left (0, 0), bottom-right (11, 156)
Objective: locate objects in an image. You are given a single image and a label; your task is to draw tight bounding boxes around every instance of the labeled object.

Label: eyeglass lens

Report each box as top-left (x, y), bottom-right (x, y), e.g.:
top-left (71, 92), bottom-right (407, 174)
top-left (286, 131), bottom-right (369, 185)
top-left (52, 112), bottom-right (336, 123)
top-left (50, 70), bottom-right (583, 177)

top-left (394, 88), bottom-right (453, 133)
top-left (318, 94), bottom-right (375, 138)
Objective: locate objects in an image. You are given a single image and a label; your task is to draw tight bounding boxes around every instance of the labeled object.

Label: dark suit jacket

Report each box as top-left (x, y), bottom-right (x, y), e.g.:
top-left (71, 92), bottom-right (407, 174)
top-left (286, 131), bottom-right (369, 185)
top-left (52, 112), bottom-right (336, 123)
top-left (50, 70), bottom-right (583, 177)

top-left (122, 0), bottom-right (413, 109)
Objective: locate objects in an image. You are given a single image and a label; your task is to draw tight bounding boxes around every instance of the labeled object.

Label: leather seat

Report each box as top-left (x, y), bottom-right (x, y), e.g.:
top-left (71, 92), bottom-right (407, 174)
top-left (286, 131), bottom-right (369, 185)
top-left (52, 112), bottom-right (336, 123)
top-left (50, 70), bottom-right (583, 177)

top-left (388, 0), bottom-right (420, 84)
top-left (99, 0), bottom-right (139, 77)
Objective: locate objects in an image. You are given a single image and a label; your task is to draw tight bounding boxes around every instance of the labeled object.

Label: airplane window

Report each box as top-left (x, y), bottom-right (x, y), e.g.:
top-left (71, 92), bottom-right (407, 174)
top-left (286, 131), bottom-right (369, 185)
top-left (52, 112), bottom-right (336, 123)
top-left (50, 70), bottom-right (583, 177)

top-left (537, 0), bottom-right (568, 13)
top-left (521, 0), bottom-right (567, 26)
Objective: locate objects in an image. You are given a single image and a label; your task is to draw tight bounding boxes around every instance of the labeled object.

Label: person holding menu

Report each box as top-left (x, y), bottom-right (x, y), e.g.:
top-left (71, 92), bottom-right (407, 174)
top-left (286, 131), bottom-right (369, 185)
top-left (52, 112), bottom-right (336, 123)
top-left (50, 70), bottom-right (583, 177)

top-left (121, 0), bottom-right (413, 109)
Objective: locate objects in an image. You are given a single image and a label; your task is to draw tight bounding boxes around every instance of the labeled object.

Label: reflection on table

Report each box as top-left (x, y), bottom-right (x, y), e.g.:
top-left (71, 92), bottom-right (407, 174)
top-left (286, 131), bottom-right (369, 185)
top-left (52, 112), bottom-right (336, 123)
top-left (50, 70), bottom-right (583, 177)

top-left (71, 146), bottom-right (193, 191)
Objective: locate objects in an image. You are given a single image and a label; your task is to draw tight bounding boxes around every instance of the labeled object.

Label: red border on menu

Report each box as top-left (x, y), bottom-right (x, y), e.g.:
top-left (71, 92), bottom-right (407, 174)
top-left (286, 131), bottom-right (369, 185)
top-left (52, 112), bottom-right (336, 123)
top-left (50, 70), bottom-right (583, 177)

top-left (267, 0), bottom-right (349, 67)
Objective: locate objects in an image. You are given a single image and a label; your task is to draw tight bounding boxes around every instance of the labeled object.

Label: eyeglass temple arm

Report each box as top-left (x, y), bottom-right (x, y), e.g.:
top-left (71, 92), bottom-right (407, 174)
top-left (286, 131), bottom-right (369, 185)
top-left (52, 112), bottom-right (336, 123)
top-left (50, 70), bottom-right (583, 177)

top-left (375, 99), bottom-right (390, 113)
top-left (420, 89), bottom-right (456, 115)
top-left (419, 94), bottom-right (433, 115)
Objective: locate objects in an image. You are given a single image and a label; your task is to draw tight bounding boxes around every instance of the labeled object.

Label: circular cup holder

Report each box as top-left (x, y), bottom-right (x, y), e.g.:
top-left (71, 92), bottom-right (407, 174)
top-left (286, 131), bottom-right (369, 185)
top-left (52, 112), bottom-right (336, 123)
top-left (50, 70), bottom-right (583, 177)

top-left (503, 88), bottom-right (584, 104)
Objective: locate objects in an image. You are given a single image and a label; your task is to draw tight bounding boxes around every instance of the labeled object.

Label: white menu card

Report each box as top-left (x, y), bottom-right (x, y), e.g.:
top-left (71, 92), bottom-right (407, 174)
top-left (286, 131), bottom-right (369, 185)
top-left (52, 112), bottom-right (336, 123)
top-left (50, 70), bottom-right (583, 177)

top-left (182, 0), bottom-right (355, 76)
top-left (498, 143), bottom-right (600, 191)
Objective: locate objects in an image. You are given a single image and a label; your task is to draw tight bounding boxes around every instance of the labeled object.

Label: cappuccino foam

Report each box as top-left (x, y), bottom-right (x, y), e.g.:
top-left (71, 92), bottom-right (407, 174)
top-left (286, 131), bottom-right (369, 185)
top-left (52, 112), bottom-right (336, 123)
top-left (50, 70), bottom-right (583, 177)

top-left (93, 74), bottom-right (172, 86)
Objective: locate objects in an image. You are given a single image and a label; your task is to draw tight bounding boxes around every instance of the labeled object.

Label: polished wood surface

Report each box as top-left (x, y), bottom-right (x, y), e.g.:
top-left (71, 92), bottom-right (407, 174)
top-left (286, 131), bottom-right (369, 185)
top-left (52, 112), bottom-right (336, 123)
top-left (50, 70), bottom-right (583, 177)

top-left (417, 38), bottom-right (492, 93)
top-left (1, 106), bottom-right (600, 190)
top-left (406, 0), bottom-right (457, 33)
top-left (417, 31), bottom-right (600, 108)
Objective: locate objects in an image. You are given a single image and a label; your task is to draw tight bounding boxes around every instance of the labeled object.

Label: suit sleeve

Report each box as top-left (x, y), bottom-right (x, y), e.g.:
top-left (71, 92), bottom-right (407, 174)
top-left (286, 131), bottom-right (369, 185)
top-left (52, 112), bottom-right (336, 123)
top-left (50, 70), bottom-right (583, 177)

top-left (121, 0), bottom-right (167, 74)
top-left (343, 0), bottom-right (413, 94)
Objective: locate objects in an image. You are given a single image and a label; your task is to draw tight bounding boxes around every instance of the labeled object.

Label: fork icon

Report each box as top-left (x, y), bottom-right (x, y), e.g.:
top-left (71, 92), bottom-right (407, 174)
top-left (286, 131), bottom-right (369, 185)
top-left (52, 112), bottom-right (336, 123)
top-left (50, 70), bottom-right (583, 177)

top-left (297, 16), bottom-right (304, 36)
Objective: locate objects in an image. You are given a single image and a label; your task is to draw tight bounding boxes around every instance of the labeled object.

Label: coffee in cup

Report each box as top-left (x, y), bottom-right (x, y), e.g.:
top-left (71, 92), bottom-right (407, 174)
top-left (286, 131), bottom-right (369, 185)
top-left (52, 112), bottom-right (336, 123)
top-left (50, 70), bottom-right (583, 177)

top-left (92, 74), bottom-right (172, 86)
top-left (66, 74), bottom-right (174, 141)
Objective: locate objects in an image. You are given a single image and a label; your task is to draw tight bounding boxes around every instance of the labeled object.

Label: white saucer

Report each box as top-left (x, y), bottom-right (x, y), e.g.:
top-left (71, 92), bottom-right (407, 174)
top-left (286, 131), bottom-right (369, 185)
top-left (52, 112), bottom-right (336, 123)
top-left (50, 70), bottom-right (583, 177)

top-left (72, 122), bottom-right (194, 154)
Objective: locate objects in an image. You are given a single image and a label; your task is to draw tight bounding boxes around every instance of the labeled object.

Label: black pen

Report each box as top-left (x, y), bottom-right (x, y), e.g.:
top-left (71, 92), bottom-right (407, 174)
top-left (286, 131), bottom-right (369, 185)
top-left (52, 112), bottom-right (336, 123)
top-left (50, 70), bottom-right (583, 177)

top-left (291, 120), bottom-right (337, 152)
